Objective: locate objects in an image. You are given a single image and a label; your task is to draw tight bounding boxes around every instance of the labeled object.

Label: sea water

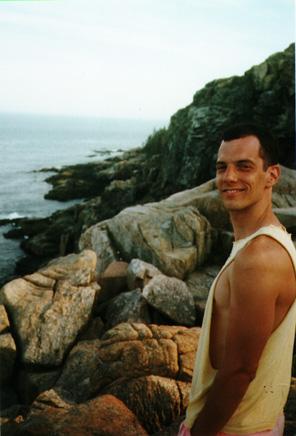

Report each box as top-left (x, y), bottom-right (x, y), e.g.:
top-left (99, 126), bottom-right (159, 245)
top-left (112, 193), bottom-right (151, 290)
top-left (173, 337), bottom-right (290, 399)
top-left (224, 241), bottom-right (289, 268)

top-left (0, 112), bottom-right (165, 284)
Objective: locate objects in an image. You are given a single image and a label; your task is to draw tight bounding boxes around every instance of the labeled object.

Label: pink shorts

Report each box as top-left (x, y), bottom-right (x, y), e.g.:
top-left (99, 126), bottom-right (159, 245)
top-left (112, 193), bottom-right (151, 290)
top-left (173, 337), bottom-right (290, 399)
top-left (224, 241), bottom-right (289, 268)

top-left (178, 414), bottom-right (285, 436)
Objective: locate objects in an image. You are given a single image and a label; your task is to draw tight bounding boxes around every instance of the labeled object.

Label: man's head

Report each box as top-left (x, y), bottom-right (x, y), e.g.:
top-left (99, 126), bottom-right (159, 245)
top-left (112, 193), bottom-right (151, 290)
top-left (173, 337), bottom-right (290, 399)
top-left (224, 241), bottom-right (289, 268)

top-left (216, 123), bottom-right (280, 212)
top-left (221, 123), bottom-right (279, 170)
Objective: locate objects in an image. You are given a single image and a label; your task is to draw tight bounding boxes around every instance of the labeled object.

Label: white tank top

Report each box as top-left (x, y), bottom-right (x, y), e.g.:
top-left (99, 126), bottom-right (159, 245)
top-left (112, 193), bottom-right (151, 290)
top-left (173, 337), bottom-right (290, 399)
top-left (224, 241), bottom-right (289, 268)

top-left (185, 225), bottom-right (296, 434)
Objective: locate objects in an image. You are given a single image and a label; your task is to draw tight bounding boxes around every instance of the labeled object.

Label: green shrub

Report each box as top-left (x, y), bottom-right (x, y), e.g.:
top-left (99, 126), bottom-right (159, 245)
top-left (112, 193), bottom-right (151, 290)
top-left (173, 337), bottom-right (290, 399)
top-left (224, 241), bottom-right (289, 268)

top-left (143, 127), bottom-right (168, 157)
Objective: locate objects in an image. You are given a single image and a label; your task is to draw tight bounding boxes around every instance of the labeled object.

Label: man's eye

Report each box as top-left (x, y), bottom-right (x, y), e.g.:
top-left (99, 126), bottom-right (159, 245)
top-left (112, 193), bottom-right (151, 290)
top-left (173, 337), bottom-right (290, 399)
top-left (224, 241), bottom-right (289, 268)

top-left (238, 164), bottom-right (251, 170)
top-left (216, 166), bottom-right (226, 172)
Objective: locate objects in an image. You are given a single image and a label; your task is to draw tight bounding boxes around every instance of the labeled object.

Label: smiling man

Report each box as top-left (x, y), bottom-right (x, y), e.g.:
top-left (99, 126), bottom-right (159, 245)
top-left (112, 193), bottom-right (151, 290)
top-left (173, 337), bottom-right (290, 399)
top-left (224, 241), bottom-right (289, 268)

top-left (179, 124), bottom-right (296, 436)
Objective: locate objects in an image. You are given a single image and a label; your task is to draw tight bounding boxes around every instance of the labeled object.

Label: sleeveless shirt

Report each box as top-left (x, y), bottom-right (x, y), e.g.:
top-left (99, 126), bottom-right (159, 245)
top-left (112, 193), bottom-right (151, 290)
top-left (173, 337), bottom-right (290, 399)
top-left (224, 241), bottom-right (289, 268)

top-left (184, 225), bottom-right (296, 434)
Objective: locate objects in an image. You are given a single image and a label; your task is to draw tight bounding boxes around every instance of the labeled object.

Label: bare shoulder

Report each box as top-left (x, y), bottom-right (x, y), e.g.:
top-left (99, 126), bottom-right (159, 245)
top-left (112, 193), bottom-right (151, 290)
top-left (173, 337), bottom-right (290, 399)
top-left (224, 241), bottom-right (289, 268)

top-left (229, 234), bottom-right (295, 305)
top-left (234, 234), bottom-right (293, 274)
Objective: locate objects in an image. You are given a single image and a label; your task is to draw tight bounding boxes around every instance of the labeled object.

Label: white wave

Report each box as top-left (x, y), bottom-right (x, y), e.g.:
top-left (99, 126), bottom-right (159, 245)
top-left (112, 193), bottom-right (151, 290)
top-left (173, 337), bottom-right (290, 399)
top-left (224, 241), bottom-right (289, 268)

top-left (0, 212), bottom-right (25, 220)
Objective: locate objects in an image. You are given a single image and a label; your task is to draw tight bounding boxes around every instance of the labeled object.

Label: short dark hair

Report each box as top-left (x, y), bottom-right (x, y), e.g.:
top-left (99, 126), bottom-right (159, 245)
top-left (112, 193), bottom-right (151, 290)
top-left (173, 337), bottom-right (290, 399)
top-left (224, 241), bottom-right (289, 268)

top-left (221, 123), bottom-right (279, 168)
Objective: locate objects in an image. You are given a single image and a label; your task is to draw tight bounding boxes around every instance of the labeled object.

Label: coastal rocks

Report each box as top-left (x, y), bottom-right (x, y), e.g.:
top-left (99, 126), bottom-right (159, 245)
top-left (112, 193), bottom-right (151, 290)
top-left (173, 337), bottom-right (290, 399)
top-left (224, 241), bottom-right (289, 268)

top-left (127, 258), bottom-right (162, 290)
top-left (16, 391), bottom-right (148, 436)
top-left (40, 248), bottom-right (97, 285)
top-left (164, 179), bottom-right (230, 230)
top-left (81, 204), bottom-right (212, 279)
top-left (55, 322), bottom-right (200, 403)
top-left (107, 205), bottom-right (212, 278)
top-left (143, 275), bottom-right (196, 326)
top-left (185, 265), bottom-right (220, 321)
top-left (103, 289), bottom-right (151, 328)
top-left (44, 148), bottom-right (145, 201)
top-left (1, 243), bottom-right (295, 435)
top-left (97, 260), bottom-right (129, 302)
top-left (0, 250), bottom-right (99, 366)
top-left (44, 161), bottom-right (111, 201)
top-left (104, 375), bottom-right (190, 434)
top-left (83, 224), bottom-right (119, 276)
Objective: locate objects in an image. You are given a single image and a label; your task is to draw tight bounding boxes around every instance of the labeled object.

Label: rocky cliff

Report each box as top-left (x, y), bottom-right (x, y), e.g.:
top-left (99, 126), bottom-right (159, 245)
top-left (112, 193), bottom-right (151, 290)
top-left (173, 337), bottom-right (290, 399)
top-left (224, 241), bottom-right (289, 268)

top-left (145, 42), bottom-right (295, 196)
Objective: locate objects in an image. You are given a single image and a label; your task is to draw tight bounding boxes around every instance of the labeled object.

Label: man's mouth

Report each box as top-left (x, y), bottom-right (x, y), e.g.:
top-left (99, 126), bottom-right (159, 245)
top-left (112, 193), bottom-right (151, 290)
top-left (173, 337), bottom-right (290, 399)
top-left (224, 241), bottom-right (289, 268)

top-left (222, 188), bottom-right (245, 193)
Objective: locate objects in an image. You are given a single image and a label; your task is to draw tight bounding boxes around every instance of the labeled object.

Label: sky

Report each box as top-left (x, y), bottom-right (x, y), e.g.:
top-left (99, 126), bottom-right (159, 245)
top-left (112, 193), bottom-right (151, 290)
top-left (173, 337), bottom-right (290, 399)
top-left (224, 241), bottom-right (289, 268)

top-left (0, 0), bottom-right (294, 121)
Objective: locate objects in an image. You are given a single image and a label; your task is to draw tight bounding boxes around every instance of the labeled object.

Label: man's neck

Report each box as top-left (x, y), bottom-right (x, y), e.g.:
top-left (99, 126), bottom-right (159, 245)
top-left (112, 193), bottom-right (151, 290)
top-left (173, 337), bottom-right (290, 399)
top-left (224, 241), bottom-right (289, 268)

top-left (230, 202), bottom-right (281, 241)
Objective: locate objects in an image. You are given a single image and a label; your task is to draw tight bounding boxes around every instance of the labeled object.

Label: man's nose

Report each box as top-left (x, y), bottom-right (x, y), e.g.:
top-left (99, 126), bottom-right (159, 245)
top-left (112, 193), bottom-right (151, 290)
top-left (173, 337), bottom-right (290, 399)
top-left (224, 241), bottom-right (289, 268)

top-left (223, 165), bottom-right (238, 182)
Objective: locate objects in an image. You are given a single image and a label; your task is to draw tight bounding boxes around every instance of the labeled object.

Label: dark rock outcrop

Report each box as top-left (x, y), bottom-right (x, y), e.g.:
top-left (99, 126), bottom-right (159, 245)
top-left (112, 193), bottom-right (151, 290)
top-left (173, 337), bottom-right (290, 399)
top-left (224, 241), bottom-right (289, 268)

top-left (142, 43), bottom-right (295, 197)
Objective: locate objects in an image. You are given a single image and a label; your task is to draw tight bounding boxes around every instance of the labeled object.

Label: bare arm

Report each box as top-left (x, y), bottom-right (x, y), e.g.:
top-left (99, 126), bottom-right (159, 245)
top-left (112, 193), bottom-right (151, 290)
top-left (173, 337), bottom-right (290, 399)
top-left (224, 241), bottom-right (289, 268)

top-left (191, 237), bottom-right (285, 436)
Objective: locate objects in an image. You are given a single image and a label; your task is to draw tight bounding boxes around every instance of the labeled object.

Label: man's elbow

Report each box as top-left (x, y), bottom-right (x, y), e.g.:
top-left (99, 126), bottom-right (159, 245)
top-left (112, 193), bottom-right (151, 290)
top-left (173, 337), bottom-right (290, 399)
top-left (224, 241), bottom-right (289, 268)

top-left (221, 364), bottom-right (258, 386)
top-left (233, 364), bottom-right (258, 385)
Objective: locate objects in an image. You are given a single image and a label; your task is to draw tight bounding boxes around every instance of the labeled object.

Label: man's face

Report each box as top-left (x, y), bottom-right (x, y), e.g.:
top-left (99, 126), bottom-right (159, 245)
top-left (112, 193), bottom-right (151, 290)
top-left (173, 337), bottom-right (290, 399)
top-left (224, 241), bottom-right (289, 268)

top-left (216, 135), bottom-right (276, 212)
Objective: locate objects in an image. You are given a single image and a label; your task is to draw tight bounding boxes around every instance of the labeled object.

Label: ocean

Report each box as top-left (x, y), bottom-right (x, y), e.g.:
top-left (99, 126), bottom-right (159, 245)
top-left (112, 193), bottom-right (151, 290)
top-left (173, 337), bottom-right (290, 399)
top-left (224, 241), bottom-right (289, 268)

top-left (0, 112), bottom-right (165, 284)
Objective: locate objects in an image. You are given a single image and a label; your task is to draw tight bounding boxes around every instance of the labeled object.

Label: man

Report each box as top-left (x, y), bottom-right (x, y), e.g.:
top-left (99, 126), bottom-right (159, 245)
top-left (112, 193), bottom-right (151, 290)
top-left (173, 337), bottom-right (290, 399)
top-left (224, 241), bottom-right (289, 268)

top-left (179, 124), bottom-right (296, 436)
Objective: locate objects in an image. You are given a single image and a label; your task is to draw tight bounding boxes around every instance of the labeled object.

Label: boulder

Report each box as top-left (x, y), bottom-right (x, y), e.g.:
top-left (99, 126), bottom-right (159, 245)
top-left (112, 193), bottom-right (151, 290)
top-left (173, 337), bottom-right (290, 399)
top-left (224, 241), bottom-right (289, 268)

top-left (39, 248), bottom-right (97, 286)
top-left (80, 204), bottom-right (212, 279)
top-left (127, 259), bottom-right (162, 291)
top-left (185, 265), bottom-right (220, 323)
top-left (103, 375), bottom-right (190, 434)
top-left (97, 260), bottom-right (129, 302)
top-left (55, 322), bottom-right (200, 403)
top-left (103, 289), bottom-right (151, 328)
top-left (165, 180), bottom-right (230, 230)
top-left (143, 275), bottom-right (196, 326)
top-left (0, 250), bottom-right (100, 366)
top-left (79, 223), bottom-right (119, 276)
top-left (14, 390), bottom-right (148, 436)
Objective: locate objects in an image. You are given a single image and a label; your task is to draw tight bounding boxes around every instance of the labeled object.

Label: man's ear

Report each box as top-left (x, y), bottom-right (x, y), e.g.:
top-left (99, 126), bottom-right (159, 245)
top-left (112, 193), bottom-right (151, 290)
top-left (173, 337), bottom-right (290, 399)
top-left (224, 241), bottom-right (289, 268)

top-left (266, 164), bottom-right (280, 188)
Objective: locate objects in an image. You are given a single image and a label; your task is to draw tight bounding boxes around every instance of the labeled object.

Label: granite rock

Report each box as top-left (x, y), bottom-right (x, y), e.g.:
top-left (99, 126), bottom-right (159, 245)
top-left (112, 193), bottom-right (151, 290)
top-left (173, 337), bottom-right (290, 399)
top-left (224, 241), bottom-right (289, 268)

top-left (55, 322), bottom-right (200, 403)
top-left (143, 275), bottom-right (196, 326)
top-left (0, 250), bottom-right (100, 366)
top-left (15, 390), bottom-right (148, 436)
